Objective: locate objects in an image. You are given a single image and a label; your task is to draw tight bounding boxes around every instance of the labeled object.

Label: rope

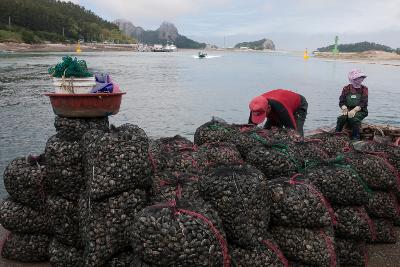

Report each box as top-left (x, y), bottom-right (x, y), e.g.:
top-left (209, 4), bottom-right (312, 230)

top-left (147, 149), bottom-right (158, 175)
top-left (0, 230), bottom-right (11, 255)
top-left (364, 245), bottom-right (369, 267)
top-left (319, 229), bottom-right (337, 267)
top-left (356, 207), bottom-right (377, 241)
top-left (289, 174), bottom-right (338, 225)
top-left (261, 240), bottom-right (289, 267)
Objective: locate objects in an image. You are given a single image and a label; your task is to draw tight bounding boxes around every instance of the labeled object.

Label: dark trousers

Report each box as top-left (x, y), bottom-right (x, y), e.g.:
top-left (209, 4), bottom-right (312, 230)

top-left (336, 110), bottom-right (368, 139)
top-left (294, 95), bottom-right (308, 136)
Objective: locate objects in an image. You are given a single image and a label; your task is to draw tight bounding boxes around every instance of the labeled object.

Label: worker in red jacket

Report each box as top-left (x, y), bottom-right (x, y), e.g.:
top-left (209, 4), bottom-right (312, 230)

top-left (248, 89), bottom-right (308, 136)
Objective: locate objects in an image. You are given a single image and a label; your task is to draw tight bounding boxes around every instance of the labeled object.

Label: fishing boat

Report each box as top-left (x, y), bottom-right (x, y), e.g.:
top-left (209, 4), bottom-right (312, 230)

top-left (152, 44), bottom-right (164, 52)
top-left (198, 52), bottom-right (207, 58)
top-left (164, 43), bottom-right (177, 52)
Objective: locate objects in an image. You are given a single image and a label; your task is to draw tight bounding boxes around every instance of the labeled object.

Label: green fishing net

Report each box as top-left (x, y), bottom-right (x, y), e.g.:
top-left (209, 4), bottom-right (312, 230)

top-left (48, 56), bottom-right (92, 78)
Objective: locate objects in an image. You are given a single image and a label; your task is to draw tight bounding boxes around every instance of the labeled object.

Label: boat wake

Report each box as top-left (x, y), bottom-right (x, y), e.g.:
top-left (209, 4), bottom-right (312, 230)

top-left (192, 55), bottom-right (222, 59)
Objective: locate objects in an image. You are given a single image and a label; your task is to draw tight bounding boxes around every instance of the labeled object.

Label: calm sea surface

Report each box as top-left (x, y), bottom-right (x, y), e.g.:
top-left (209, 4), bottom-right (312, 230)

top-left (1, 50), bottom-right (399, 198)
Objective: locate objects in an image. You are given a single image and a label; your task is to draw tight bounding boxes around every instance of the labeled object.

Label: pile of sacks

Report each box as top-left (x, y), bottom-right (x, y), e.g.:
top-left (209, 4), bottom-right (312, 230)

top-left (1, 117), bottom-right (399, 267)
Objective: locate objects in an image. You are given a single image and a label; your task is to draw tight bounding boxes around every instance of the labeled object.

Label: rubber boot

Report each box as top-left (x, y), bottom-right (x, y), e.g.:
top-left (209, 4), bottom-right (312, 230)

top-left (351, 126), bottom-right (361, 140)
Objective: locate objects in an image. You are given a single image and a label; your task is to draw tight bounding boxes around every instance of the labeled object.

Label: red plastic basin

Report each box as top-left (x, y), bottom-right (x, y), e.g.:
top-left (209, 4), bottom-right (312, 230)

top-left (44, 92), bottom-right (126, 117)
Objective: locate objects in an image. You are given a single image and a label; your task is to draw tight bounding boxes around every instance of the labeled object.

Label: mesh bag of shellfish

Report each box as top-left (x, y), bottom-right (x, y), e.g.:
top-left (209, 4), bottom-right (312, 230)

top-left (79, 189), bottom-right (147, 267)
top-left (366, 191), bottom-right (400, 219)
top-left (246, 146), bottom-right (298, 180)
top-left (352, 140), bottom-right (400, 171)
top-left (228, 126), bottom-right (277, 159)
top-left (129, 256), bottom-right (156, 267)
top-left (265, 127), bottom-right (300, 142)
top-left (130, 200), bottom-right (230, 267)
top-left (105, 250), bottom-right (134, 267)
top-left (199, 165), bottom-right (269, 247)
top-left (307, 131), bottom-right (351, 157)
top-left (270, 226), bottom-right (337, 267)
top-left (54, 116), bottom-right (109, 141)
top-left (82, 124), bottom-right (153, 200)
top-left (367, 218), bottom-right (397, 244)
top-left (344, 152), bottom-right (399, 191)
top-left (335, 238), bottom-right (367, 267)
top-left (0, 232), bottom-right (50, 262)
top-left (229, 239), bottom-right (289, 267)
top-left (150, 171), bottom-right (201, 203)
top-left (3, 156), bottom-right (47, 209)
top-left (194, 119), bottom-right (238, 146)
top-left (45, 135), bottom-right (85, 200)
top-left (286, 140), bottom-right (330, 168)
top-left (49, 239), bottom-right (84, 267)
top-left (196, 142), bottom-right (244, 173)
top-left (47, 194), bottom-right (82, 247)
top-left (304, 163), bottom-right (371, 206)
top-left (267, 177), bottom-right (335, 228)
top-left (333, 206), bottom-right (375, 241)
top-left (162, 147), bottom-right (201, 174)
top-left (148, 135), bottom-right (196, 174)
top-left (0, 197), bottom-right (50, 234)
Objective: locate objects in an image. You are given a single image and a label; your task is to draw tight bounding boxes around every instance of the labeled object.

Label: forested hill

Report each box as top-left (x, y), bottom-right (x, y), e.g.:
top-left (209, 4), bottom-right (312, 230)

top-left (0, 0), bottom-right (134, 44)
top-left (317, 41), bottom-right (398, 53)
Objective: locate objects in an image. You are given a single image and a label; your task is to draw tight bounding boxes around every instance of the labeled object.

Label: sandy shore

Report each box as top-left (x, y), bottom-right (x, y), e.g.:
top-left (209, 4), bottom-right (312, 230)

top-left (313, 51), bottom-right (400, 66)
top-left (0, 42), bottom-right (136, 52)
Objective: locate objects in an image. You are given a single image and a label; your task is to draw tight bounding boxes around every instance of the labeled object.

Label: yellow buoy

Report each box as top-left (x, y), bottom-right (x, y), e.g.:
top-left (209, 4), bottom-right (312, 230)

top-left (76, 41), bottom-right (82, 53)
top-left (303, 48), bottom-right (309, 60)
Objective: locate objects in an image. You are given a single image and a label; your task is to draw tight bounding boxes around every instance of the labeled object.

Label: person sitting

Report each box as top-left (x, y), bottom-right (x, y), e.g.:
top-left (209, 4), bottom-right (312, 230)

top-left (335, 69), bottom-right (368, 140)
top-left (248, 89), bottom-right (308, 136)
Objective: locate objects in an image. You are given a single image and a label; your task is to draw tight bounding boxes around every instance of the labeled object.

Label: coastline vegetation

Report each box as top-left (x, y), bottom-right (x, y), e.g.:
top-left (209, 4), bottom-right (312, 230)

top-left (317, 41), bottom-right (400, 55)
top-left (0, 0), bottom-right (135, 44)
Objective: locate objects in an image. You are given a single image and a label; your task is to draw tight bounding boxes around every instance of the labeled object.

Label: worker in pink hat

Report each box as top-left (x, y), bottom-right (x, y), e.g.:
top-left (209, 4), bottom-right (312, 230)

top-left (335, 69), bottom-right (368, 140)
top-left (248, 89), bottom-right (308, 136)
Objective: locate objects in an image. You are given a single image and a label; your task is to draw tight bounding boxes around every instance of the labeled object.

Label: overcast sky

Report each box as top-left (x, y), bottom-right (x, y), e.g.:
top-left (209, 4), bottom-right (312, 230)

top-left (63, 0), bottom-right (400, 51)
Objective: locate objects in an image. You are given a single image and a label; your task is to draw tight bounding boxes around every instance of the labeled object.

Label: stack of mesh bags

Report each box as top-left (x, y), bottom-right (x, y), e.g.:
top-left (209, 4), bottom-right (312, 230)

top-left (43, 116), bottom-right (110, 267)
top-left (352, 141), bottom-right (400, 227)
top-left (1, 155), bottom-right (51, 262)
top-left (342, 150), bottom-right (399, 245)
top-left (267, 176), bottom-right (338, 267)
top-left (79, 123), bottom-right (153, 267)
top-left (303, 157), bottom-right (375, 266)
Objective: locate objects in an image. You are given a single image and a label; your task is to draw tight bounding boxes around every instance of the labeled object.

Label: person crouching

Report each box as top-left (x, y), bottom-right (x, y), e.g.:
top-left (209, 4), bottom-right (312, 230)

top-left (248, 89), bottom-right (308, 137)
top-left (336, 69), bottom-right (368, 140)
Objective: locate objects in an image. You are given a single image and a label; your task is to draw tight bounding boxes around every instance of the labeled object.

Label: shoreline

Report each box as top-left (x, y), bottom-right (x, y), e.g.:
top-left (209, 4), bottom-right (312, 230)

top-left (0, 42), bottom-right (137, 53)
top-left (313, 51), bottom-right (400, 66)
top-left (2, 42), bottom-right (400, 66)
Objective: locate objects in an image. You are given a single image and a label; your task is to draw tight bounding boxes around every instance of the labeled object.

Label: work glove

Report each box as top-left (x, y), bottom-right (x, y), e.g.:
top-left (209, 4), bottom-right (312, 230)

top-left (341, 105), bottom-right (348, 116)
top-left (348, 106), bottom-right (361, 118)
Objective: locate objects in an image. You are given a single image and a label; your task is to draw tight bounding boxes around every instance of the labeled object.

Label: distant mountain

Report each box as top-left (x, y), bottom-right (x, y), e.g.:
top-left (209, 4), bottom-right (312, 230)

top-left (317, 41), bottom-right (395, 53)
top-left (0, 0), bottom-right (133, 44)
top-left (114, 20), bottom-right (206, 49)
top-left (234, 38), bottom-right (275, 50)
